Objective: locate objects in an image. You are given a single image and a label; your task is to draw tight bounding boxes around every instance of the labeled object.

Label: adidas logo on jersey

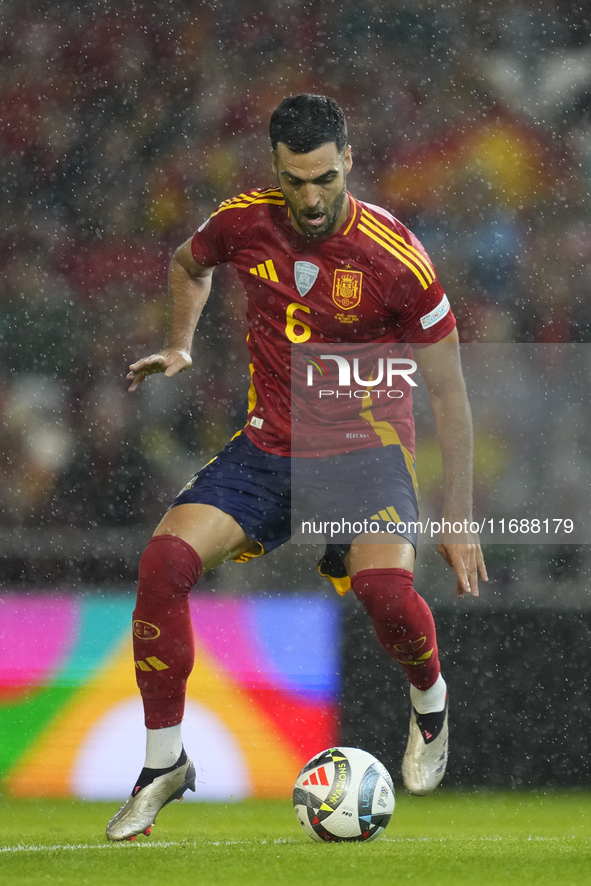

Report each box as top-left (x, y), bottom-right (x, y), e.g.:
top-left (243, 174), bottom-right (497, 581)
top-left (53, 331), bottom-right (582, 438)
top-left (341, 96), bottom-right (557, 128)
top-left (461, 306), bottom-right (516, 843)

top-left (249, 259), bottom-right (278, 281)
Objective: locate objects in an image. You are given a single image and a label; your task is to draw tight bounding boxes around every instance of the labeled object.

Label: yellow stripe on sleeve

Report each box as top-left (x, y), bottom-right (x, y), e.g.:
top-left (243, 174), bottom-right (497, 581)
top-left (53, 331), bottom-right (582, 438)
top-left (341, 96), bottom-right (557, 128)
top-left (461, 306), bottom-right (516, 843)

top-left (358, 224), bottom-right (431, 289)
top-left (361, 209), bottom-right (435, 282)
top-left (213, 198), bottom-right (285, 216)
top-left (360, 211), bottom-right (435, 285)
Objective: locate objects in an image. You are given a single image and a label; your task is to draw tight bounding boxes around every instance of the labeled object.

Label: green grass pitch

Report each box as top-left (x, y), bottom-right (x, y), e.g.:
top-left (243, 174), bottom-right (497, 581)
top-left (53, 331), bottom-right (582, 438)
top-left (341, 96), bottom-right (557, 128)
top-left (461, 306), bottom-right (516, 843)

top-left (1, 791), bottom-right (590, 886)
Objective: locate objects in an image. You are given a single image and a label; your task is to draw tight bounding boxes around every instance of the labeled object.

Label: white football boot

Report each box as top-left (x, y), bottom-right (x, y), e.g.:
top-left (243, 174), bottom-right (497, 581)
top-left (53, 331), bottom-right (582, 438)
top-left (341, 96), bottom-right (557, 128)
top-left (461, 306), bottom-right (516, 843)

top-left (401, 699), bottom-right (449, 796)
top-left (106, 754), bottom-right (196, 841)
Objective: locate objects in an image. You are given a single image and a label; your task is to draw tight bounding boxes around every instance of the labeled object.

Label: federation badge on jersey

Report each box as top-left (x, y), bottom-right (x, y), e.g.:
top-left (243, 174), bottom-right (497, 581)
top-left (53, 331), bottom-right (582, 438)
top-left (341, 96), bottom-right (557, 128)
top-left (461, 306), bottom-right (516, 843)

top-left (420, 294), bottom-right (450, 329)
top-left (332, 269), bottom-right (363, 310)
top-left (295, 261), bottom-right (320, 297)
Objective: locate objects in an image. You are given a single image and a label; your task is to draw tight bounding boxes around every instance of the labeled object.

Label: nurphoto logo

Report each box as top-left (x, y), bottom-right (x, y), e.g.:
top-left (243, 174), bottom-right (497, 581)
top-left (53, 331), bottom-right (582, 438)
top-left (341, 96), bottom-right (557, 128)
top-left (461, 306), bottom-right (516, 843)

top-left (305, 354), bottom-right (417, 398)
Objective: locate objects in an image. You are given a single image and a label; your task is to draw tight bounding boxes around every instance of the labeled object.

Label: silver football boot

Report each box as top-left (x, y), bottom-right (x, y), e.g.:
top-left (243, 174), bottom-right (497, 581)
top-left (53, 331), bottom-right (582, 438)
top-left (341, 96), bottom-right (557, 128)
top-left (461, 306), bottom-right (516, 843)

top-left (106, 756), bottom-right (196, 841)
top-left (401, 701), bottom-right (449, 796)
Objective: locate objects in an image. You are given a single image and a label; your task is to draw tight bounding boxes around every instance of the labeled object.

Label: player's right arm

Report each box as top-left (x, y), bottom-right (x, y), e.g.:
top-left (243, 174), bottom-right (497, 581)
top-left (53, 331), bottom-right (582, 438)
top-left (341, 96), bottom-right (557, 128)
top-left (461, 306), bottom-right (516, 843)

top-left (127, 239), bottom-right (214, 392)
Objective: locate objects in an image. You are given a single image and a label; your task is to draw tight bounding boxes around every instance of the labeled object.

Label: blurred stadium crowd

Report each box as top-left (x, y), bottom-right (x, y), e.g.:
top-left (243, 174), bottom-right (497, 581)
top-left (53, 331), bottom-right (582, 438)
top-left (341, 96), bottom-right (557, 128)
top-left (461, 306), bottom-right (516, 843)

top-left (1, 0), bottom-right (590, 590)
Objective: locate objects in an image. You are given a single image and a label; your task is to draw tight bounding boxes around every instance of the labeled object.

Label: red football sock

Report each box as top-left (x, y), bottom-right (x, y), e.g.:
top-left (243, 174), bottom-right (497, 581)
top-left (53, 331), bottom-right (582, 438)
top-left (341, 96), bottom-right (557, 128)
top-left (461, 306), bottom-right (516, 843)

top-left (132, 535), bottom-right (202, 729)
top-left (351, 567), bottom-right (440, 690)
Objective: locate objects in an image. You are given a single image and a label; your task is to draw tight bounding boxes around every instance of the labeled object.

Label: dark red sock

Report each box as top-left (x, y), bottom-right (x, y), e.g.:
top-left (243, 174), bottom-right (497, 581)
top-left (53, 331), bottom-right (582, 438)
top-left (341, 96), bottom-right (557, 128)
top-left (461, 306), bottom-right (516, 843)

top-left (132, 534), bottom-right (202, 728)
top-left (351, 567), bottom-right (440, 690)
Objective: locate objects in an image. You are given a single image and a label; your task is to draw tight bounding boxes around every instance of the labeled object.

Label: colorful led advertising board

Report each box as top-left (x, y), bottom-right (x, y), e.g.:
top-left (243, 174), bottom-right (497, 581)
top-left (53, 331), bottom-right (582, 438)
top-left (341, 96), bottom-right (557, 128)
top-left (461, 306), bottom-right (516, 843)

top-left (0, 593), bottom-right (340, 800)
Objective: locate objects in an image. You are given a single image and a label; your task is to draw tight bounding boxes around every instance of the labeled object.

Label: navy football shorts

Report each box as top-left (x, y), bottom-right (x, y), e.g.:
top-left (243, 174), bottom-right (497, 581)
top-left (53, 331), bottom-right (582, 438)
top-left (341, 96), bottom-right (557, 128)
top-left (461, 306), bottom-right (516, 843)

top-left (170, 433), bottom-right (419, 594)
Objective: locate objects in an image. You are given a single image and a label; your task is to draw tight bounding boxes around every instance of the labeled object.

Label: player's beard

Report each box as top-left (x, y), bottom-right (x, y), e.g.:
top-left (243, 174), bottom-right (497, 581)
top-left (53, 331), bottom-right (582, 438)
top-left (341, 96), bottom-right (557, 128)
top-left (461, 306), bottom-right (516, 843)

top-left (288, 183), bottom-right (347, 239)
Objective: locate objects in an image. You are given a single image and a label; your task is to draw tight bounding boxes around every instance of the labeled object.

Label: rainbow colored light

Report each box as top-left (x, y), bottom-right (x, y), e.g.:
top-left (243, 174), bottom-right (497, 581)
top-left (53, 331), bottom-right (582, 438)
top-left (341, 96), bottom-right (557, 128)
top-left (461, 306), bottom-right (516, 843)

top-left (0, 593), bottom-right (340, 800)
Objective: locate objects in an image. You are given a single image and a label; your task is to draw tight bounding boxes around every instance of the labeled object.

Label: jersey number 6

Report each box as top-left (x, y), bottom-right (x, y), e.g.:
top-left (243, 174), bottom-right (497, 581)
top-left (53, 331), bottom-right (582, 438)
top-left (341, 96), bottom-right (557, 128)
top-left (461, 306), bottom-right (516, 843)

top-left (285, 302), bottom-right (311, 343)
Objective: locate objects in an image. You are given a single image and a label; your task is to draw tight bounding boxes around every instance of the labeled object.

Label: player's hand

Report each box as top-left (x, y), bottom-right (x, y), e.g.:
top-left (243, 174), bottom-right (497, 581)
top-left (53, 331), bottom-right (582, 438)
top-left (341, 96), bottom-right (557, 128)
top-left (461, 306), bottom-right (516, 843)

top-left (127, 348), bottom-right (192, 391)
top-left (437, 542), bottom-right (488, 599)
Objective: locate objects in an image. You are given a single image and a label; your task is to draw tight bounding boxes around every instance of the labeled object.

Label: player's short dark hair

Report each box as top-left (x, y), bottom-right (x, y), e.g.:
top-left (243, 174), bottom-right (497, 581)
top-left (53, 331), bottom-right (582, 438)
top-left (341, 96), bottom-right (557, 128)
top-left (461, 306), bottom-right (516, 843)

top-left (269, 94), bottom-right (348, 154)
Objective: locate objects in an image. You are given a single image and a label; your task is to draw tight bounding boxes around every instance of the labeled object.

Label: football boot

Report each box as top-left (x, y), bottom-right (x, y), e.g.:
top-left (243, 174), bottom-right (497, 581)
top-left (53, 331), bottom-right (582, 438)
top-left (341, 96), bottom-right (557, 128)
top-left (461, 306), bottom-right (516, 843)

top-left (106, 750), bottom-right (196, 841)
top-left (401, 699), bottom-right (448, 796)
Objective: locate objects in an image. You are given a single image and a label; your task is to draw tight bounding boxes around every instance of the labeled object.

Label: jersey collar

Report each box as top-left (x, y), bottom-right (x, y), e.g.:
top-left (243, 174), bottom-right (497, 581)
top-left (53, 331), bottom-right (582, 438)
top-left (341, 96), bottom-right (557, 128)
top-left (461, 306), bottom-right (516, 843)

top-left (340, 192), bottom-right (360, 237)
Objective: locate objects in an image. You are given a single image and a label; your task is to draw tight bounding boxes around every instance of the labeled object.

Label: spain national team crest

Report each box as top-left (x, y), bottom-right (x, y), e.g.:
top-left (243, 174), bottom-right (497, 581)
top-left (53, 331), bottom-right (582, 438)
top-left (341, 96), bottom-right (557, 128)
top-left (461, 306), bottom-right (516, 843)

top-left (332, 268), bottom-right (363, 310)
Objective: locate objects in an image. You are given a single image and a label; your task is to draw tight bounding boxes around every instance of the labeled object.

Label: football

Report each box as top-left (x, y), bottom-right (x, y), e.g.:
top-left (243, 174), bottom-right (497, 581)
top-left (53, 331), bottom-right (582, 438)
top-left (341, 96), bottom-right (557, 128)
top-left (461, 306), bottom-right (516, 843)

top-left (293, 746), bottom-right (395, 843)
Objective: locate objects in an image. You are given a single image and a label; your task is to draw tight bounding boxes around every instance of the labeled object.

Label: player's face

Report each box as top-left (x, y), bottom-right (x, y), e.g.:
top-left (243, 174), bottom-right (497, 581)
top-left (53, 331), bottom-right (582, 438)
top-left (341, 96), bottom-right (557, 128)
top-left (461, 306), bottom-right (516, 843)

top-left (273, 142), bottom-right (352, 239)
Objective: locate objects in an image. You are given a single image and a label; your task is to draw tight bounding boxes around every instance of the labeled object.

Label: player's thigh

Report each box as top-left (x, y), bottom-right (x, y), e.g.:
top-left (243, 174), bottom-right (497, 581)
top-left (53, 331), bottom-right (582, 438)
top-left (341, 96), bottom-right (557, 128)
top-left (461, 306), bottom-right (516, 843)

top-left (346, 534), bottom-right (416, 576)
top-left (153, 503), bottom-right (254, 572)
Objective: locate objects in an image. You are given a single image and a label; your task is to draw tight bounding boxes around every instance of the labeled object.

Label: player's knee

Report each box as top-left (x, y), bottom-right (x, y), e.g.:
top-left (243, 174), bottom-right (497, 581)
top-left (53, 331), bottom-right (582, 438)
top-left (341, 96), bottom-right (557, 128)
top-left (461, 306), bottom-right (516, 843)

top-left (138, 534), bottom-right (203, 601)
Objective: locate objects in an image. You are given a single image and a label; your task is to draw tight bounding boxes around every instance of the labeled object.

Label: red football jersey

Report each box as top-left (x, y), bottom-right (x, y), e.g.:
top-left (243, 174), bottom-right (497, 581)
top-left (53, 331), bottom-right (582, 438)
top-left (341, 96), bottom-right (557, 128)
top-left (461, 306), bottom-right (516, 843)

top-left (191, 188), bottom-right (456, 458)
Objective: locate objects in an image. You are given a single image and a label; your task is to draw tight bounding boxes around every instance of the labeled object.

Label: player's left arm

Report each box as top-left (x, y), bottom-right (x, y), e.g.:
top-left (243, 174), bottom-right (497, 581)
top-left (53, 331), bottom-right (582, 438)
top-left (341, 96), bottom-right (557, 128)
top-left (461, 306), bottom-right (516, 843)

top-left (413, 327), bottom-right (488, 598)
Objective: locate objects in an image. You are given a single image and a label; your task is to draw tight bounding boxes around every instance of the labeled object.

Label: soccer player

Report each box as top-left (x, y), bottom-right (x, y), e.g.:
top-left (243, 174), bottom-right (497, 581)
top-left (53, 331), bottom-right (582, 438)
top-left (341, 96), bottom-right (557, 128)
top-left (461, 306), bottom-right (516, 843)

top-left (106, 94), bottom-right (487, 841)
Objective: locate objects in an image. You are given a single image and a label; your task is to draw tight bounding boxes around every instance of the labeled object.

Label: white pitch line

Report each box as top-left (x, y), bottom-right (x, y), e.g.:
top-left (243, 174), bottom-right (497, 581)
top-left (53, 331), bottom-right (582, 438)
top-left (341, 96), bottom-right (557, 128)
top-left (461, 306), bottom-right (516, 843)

top-left (0, 841), bottom-right (186, 853)
top-left (0, 835), bottom-right (578, 853)
top-left (0, 839), bottom-right (303, 853)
